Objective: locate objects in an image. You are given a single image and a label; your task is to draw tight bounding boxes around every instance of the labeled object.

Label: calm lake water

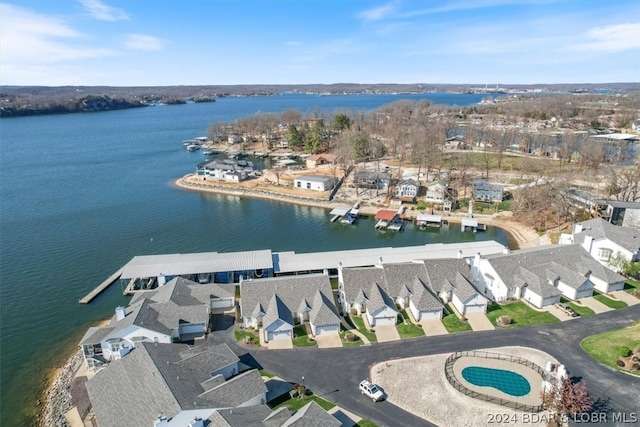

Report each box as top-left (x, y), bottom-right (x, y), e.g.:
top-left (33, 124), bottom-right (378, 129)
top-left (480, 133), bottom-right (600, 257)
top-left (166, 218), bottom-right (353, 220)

top-left (0, 92), bottom-right (510, 425)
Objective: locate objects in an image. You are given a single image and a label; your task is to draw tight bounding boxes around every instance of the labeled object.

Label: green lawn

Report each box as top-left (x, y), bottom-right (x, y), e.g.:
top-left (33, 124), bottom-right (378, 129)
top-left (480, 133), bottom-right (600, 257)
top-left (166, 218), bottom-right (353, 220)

top-left (581, 324), bottom-right (640, 375)
top-left (271, 393), bottom-right (336, 412)
top-left (625, 279), bottom-right (640, 296)
top-left (355, 420), bottom-right (381, 427)
top-left (292, 325), bottom-right (317, 347)
top-left (340, 330), bottom-right (363, 347)
top-left (397, 311), bottom-right (425, 339)
top-left (259, 369), bottom-right (275, 378)
top-left (593, 293), bottom-right (628, 309)
top-left (352, 315), bottom-right (377, 342)
top-left (442, 304), bottom-right (472, 333)
top-left (234, 329), bottom-right (260, 347)
top-left (561, 297), bottom-right (595, 317)
top-left (486, 301), bottom-right (560, 327)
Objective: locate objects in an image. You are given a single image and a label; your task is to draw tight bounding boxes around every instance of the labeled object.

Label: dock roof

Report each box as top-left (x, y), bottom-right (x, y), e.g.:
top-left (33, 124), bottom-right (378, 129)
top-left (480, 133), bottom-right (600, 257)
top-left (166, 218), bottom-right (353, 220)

top-left (273, 241), bottom-right (506, 274)
top-left (121, 250), bottom-right (273, 279)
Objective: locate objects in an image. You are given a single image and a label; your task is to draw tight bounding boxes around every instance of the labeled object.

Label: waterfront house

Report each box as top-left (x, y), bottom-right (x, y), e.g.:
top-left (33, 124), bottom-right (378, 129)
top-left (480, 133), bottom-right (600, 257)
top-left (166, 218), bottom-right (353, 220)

top-left (444, 136), bottom-right (468, 151)
top-left (338, 261), bottom-right (448, 325)
top-left (394, 179), bottom-right (420, 203)
top-left (86, 342), bottom-right (267, 427)
top-left (470, 245), bottom-right (624, 308)
top-left (560, 218), bottom-right (640, 270)
top-left (195, 159), bottom-right (252, 182)
top-left (425, 179), bottom-right (448, 204)
top-left (305, 153), bottom-right (340, 169)
top-left (354, 171), bottom-right (391, 190)
top-left (472, 179), bottom-right (504, 203)
top-left (601, 201), bottom-right (640, 228)
top-left (294, 175), bottom-right (336, 192)
top-left (79, 277), bottom-right (230, 368)
top-left (239, 274), bottom-right (340, 343)
top-left (421, 258), bottom-right (488, 315)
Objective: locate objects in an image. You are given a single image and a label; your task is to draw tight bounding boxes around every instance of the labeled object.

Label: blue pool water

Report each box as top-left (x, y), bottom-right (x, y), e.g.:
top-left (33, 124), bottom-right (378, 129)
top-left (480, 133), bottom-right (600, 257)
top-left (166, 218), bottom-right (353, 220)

top-left (461, 366), bottom-right (531, 396)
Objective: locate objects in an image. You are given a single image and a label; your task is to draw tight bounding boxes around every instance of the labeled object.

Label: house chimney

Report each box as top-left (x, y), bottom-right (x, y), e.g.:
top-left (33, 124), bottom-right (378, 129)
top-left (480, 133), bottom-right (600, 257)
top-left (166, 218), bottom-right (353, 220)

top-left (153, 415), bottom-right (169, 427)
top-left (379, 257), bottom-right (383, 266)
top-left (457, 250), bottom-right (463, 259)
top-left (188, 418), bottom-right (204, 427)
top-left (115, 306), bottom-right (126, 321)
top-left (474, 252), bottom-right (481, 267)
top-left (574, 224), bottom-right (583, 233)
top-left (502, 247), bottom-right (510, 255)
top-left (582, 235), bottom-right (594, 253)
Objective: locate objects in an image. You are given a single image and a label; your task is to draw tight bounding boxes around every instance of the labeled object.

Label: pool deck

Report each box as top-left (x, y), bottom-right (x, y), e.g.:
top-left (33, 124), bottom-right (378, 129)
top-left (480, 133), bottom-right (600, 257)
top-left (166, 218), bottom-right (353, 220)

top-left (452, 356), bottom-right (544, 407)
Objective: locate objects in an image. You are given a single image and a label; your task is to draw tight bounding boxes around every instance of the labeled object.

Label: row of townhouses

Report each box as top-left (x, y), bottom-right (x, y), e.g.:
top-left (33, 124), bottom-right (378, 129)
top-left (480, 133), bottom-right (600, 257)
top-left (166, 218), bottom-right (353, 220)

top-left (77, 217), bottom-right (637, 426)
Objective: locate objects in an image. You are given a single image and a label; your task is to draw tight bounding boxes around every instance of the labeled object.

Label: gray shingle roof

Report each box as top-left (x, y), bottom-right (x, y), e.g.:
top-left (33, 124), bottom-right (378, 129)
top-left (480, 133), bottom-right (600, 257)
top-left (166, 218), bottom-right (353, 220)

top-left (86, 346), bottom-right (183, 427)
top-left (574, 218), bottom-right (640, 253)
top-left (240, 275), bottom-right (337, 326)
top-left (309, 291), bottom-right (340, 326)
top-left (367, 282), bottom-right (397, 315)
top-left (486, 244), bottom-right (624, 289)
top-left (198, 369), bottom-right (267, 408)
top-left (280, 401), bottom-right (341, 427)
top-left (514, 266), bottom-right (560, 299)
top-left (422, 258), bottom-right (475, 294)
top-left (208, 405), bottom-right (274, 427)
top-left (263, 295), bottom-right (294, 329)
top-left (410, 277), bottom-right (444, 311)
top-left (341, 266), bottom-right (386, 302)
top-left (382, 262), bottom-right (429, 297)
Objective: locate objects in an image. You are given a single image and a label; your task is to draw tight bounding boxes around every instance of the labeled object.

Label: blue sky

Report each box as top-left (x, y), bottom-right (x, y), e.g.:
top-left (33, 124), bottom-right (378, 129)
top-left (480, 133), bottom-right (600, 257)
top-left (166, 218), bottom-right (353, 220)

top-left (1, 0), bottom-right (638, 86)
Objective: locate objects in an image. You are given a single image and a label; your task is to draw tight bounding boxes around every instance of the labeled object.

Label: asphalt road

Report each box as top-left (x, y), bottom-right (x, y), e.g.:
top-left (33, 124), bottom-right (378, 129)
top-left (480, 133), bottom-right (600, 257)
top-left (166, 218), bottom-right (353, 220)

top-left (212, 306), bottom-right (640, 427)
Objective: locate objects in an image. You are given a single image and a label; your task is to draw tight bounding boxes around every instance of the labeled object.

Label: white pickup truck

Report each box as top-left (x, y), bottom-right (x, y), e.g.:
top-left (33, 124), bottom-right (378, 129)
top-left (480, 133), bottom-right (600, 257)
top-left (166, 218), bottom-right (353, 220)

top-left (359, 380), bottom-right (384, 402)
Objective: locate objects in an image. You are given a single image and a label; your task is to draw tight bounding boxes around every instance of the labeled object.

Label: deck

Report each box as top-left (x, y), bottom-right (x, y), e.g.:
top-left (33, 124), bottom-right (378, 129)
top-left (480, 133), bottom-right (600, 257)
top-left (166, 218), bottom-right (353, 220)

top-left (79, 268), bottom-right (123, 304)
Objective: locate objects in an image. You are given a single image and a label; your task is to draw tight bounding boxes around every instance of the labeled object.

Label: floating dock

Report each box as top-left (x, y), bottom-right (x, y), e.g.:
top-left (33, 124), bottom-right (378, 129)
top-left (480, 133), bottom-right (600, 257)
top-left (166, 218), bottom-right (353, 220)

top-left (79, 267), bottom-right (123, 304)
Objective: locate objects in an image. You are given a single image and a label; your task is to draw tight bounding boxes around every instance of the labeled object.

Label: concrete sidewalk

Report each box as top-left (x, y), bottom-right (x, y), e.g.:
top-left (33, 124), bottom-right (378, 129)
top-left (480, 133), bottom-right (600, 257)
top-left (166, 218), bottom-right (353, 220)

top-left (577, 297), bottom-right (614, 314)
top-left (610, 290), bottom-right (639, 306)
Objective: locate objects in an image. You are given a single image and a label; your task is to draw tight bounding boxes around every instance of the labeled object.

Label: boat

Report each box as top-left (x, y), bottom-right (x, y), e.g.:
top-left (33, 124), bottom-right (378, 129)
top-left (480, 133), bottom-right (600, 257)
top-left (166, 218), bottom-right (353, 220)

top-left (186, 144), bottom-right (200, 151)
top-left (202, 149), bottom-right (215, 155)
top-left (340, 213), bottom-right (358, 225)
top-left (387, 219), bottom-right (404, 231)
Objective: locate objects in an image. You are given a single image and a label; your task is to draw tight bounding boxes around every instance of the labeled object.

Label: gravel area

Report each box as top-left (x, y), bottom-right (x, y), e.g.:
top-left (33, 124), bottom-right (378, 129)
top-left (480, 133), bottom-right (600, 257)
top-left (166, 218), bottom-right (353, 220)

top-left (38, 349), bottom-right (83, 427)
top-left (370, 346), bottom-right (559, 427)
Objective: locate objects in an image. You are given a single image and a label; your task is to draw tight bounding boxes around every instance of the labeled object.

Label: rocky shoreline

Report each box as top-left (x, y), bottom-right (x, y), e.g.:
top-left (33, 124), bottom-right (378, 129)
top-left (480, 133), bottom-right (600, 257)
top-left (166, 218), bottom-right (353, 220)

top-left (38, 349), bottom-right (83, 427)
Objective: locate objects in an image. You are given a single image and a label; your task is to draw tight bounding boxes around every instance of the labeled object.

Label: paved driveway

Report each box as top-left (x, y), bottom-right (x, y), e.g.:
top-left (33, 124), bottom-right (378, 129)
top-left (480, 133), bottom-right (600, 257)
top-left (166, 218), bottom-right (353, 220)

top-left (465, 312), bottom-right (495, 331)
top-left (315, 333), bottom-right (343, 348)
top-left (543, 304), bottom-right (574, 321)
top-left (418, 319), bottom-right (448, 336)
top-left (611, 290), bottom-right (639, 306)
top-left (374, 325), bottom-right (401, 342)
top-left (577, 297), bottom-right (614, 314)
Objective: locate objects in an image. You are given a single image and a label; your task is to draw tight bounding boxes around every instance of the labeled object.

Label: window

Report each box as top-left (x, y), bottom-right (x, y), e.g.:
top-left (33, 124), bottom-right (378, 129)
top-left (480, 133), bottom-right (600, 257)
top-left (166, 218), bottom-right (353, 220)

top-left (296, 181), bottom-right (301, 188)
top-left (306, 182), bottom-right (311, 189)
top-left (597, 248), bottom-right (612, 261)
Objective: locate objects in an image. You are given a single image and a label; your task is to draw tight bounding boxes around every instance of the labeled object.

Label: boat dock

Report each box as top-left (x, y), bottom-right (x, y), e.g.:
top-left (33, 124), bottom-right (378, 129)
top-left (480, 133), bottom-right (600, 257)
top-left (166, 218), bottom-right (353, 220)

top-left (79, 267), bottom-right (123, 304)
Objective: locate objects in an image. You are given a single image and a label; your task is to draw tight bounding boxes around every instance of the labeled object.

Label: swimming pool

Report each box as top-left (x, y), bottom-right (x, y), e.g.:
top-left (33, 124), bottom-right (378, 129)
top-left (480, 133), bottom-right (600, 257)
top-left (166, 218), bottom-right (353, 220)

top-left (461, 366), bottom-right (531, 397)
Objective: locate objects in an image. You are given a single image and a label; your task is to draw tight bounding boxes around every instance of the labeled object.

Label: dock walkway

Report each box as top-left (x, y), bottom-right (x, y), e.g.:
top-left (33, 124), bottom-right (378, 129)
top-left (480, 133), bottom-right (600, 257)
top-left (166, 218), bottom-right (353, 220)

top-left (79, 268), bottom-right (123, 304)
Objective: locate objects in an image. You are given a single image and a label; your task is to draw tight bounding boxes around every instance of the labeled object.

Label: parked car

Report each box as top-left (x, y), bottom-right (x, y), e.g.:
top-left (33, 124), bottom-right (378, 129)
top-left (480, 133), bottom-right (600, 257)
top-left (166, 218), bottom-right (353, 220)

top-left (555, 302), bottom-right (579, 317)
top-left (359, 380), bottom-right (384, 402)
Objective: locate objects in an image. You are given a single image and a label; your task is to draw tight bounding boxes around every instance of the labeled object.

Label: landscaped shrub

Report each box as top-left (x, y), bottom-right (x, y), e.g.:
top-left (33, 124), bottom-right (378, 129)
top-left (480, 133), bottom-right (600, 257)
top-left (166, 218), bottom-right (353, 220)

top-left (617, 346), bottom-right (632, 357)
top-left (344, 332), bottom-right (357, 342)
top-left (498, 315), bottom-right (513, 326)
top-left (616, 359), bottom-right (626, 367)
top-left (631, 363), bottom-right (640, 371)
top-left (350, 308), bottom-right (358, 316)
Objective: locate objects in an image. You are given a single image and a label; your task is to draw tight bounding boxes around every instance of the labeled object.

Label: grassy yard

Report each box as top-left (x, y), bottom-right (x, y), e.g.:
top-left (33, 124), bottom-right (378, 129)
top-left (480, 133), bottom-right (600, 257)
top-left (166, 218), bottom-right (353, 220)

top-left (352, 315), bottom-right (377, 342)
top-left (292, 325), bottom-right (317, 347)
top-left (581, 323), bottom-right (640, 375)
top-left (561, 297), bottom-right (595, 317)
top-left (442, 304), bottom-right (472, 333)
top-left (340, 330), bottom-right (364, 347)
top-left (234, 328), bottom-right (260, 347)
top-left (355, 420), bottom-right (380, 427)
top-left (487, 301), bottom-right (560, 327)
top-left (397, 311), bottom-right (425, 339)
top-left (593, 292), bottom-right (628, 309)
top-left (259, 369), bottom-right (275, 378)
top-left (270, 392), bottom-right (336, 412)
top-left (625, 279), bottom-right (640, 296)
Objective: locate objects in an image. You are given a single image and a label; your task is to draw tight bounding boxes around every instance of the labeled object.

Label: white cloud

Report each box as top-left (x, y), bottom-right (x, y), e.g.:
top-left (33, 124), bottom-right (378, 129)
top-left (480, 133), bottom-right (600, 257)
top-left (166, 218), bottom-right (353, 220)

top-left (0, 3), bottom-right (116, 65)
top-left (79, 0), bottom-right (129, 21)
top-left (358, 2), bottom-right (396, 21)
top-left (123, 34), bottom-right (166, 51)
top-left (570, 22), bottom-right (640, 52)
